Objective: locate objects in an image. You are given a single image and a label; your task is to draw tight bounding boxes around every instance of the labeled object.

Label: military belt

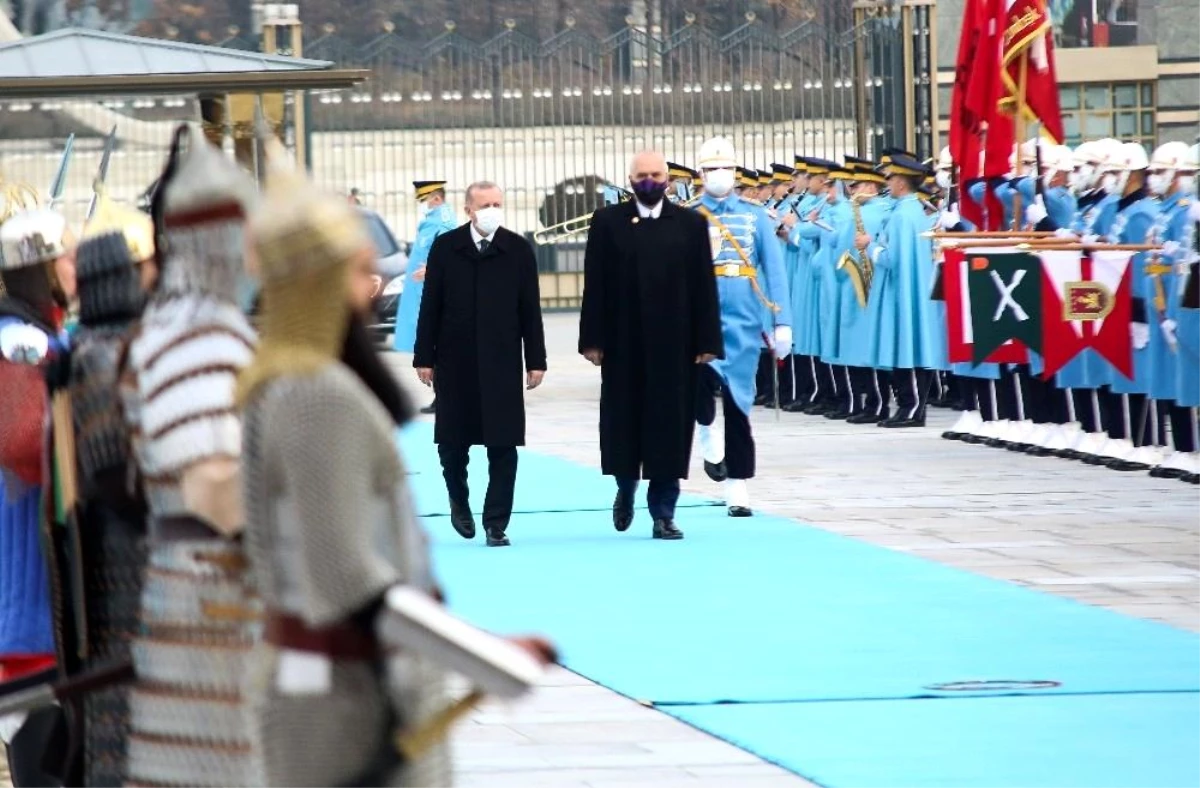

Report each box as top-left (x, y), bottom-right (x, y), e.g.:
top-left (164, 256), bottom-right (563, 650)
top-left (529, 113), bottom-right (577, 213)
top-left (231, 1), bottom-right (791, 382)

top-left (713, 263), bottom-right (758, 278)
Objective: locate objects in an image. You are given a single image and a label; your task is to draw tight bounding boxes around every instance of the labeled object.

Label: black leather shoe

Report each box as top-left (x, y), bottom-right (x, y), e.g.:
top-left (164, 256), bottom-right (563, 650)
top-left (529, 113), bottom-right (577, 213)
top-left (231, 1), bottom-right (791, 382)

top-left (961, 433), bottom-right (987, 444)
top-left (847, 411), bottom-right (882, 425)
top-left (1055, 449), bottom-right (1082, 460)
top-left (881, 417), bottom-right (925, 428)
top-left (1150, 466), bottom-right (1187, 479)
top-left (1107, 458), bottom-right (1151, 472)
top-left (1182, 473), bottom-right (1199, 485)
top-left (1024, 445), bottom-right (1054, 457)
top-left (823, 408), bottom-right (851, 420)
top-left (753, 394), bottom-right (770, 407)
top-left (449, 501), bottom-right (475, 539)
top-left (420, 400), bottom-right (436, 415)
top-left (941, 431), bottom-right (965, 441)
top-left (782, 400), bottom-right (810, 413)
top-left (704, 460), bottom-right (728, 482)
top-left (802, 401), bottom-right (831, 415)
top-left (1006, 442), bottom-right (1035, 453)
top-left (485, 529), bottom-right (510, 547)
top-left (613, 491), bottom-right (634, 532)
top-left (727, 505), bottom-right (753, 517)
top-left (652, 519), bottom-right (684, 540)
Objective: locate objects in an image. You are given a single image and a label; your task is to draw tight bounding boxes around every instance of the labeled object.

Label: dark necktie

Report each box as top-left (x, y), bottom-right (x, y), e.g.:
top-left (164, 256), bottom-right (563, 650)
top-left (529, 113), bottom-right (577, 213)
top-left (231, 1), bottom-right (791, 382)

top-left (479, 239), bottom-right (490, 253)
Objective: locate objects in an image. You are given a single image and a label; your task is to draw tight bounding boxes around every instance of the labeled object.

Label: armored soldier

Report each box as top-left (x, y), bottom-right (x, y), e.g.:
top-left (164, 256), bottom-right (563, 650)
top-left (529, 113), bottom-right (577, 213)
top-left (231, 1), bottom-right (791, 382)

top-left (0, 199), bottom-right (76, 786)
top-left (67, 192), bottom-right (157, 786)
top-left (119, 123), bottom-right (261, 787)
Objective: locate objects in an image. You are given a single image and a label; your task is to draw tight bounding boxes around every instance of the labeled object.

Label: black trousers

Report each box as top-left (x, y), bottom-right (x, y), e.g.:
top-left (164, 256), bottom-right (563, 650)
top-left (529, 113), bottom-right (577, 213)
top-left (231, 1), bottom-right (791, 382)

top-left (5, 705), bottom-right (69, 787)
top-left (1072, 388), bottom-right (1105, 433)
top-left (883, 368), bottom-right (933, 421)
top-left (696, 366), bottom-right (756, 479)
top-left (438, 444), bottom-right (518, 532)
top-left (812, 358), bottom-right (839, 405)
top-left (1015, 365), bottom-right (1055, 424)
top-left (1171, 406), bottom-right (1199, 453)
top-left (861, 368), bottom-right (892, 418)
top-left (615, 477), bottom-right (681, 521)
top-left (789, 355), bottom-right (817, 404)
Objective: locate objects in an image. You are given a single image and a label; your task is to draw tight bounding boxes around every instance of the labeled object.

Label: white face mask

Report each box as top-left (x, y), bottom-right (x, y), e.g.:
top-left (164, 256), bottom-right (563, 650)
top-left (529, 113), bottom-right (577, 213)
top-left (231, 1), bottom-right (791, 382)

top-left (418, 202), bottom-right (431, 219)
top-left (1179, 174), bottom-right (1197, 194)
top-left (1021, 163), bottom-right (1036, 177)
top-left (703, 168), bottom-right (736, 197)
top-left (935, 170), bottom-right (952, 190)
top-left (1069, 166), bottom-right (1090, 193)
top-left (1115, 171), bottom-right (1131, 193)
top-left (473, 206), bottom-right (504, 236)
top-left (1148, 172), bottom-right (1171, 197)
top-left (1099, 172), bottom-right (1119, 193)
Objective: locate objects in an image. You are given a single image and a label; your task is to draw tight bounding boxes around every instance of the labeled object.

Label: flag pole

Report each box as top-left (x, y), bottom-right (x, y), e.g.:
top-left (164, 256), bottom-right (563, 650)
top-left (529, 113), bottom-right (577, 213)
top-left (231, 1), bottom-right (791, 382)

top-left (1012, 53), bottom-right (1029, 230)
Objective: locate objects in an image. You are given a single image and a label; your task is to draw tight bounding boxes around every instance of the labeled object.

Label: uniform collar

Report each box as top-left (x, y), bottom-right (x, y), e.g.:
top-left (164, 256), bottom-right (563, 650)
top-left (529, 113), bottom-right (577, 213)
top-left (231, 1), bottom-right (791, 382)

top-left (1117, 186), bottom-right (1148, 212)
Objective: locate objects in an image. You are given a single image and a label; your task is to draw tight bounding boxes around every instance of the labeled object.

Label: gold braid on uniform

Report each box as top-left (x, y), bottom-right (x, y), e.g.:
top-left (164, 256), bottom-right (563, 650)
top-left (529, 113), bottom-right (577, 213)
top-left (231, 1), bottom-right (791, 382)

top-left (236, 143), bottom-right (373, 405)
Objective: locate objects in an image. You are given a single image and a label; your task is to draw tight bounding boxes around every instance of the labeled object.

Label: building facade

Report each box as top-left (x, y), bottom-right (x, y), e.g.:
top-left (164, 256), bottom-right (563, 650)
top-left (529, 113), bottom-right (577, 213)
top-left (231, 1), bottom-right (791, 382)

top-left (936, 0), bottom-right (1200, 148)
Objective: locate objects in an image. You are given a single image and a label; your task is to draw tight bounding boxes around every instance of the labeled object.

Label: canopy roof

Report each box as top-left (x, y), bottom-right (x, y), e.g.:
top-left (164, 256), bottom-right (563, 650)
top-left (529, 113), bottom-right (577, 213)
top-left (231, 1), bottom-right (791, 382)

top-left (0, 28), bottom-right (368, 97)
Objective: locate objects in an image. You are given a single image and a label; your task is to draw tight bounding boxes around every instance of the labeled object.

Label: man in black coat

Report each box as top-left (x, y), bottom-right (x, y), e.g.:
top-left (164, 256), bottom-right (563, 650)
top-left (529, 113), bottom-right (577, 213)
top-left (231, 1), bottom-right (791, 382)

top-left (414, 181), bottom-right (548, 547)
top-left (578, 150), bottom-right (724, 540)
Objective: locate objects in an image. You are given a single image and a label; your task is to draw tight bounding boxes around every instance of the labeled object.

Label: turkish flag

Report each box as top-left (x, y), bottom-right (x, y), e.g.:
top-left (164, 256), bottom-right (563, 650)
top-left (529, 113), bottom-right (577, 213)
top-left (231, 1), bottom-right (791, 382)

top-left (949, 0), bottom-right (987, 226)
top-left (1040, 249), bottom-right (1133, 379)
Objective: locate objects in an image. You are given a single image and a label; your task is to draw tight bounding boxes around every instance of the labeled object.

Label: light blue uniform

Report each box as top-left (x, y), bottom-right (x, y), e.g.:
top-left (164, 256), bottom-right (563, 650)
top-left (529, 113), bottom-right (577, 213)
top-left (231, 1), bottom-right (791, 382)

top-left (1149, 191), bottom-right (1194, 403)
top-left (833, 196), bottom-right (892, 368)
top-left (817, 194), bottom-right (852, 363)
top-left (393, 203), bottom-right (458, 353)
top-left (697, 193), bottom-right (793, 415)
top-left (867, 195), bottom-right (945, 370)
top-left (1106, 193), bottom-right (1160, 395)
top-left (788, 195), bottom-right (828, 357)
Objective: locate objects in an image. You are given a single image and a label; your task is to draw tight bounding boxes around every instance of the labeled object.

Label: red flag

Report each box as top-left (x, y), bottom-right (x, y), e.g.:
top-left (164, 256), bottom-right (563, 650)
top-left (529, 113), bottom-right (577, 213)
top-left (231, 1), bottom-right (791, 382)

top-left (949, 0), bottom-right (985, 227)
top-left (997, 0), bottom-right (1064, 143)
top-left (1040, 249), bottom-right (1133, 379)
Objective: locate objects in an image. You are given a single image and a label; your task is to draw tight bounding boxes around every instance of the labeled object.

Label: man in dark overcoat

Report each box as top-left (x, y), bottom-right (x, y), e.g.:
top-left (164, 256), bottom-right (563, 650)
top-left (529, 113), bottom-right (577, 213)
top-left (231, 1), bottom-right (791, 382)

top-left (578, 150), bottom-right (724, 540)
top-left (414, 181), bottom-right (547, 547)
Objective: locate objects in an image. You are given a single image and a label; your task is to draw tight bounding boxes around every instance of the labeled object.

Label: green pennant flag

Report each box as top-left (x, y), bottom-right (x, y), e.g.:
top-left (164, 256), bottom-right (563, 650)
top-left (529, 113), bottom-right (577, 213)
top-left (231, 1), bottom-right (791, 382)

top-left (967, 251), bottom-right (1043, 365)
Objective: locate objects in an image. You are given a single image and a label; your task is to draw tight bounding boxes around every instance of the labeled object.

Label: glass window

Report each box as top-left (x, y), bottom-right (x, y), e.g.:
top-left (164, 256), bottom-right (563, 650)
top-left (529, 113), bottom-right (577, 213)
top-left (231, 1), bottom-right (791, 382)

top-left (1115, 112), bottom-right (1138, 137)
top-left (1141, 83), bottom-right (1154, 105)
top-left (1063, 114), bottom-right (1081, 141)
top-left (1113, 84), bottom-right (1138, 109)
top-left (1060, 86), bottom-right (1081, 110)
top-left (1141, 112), bottom-right (1154, 136)
top-left (1084, 113), bottom-right (1111, 137)
top-left (1084, 85), bottom-right (1110, 110)
top-left (362, 211), bottom-right (400, 257)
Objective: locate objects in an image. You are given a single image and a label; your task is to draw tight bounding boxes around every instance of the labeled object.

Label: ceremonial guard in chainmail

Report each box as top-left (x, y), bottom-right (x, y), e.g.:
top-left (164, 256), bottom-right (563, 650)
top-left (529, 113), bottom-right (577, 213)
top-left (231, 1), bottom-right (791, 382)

top-left (237, 138), bottom-right (453, 788)
top-left (0, 198), bottom-right (78, 787)
top-left (67, 192), bottom-right (156, 785)
top-left (118, 123), bottom-right (261, 787)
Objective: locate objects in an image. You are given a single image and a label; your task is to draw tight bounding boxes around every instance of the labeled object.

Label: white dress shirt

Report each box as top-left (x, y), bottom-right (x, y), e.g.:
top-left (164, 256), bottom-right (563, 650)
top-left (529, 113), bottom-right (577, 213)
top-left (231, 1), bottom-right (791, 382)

top-left (636, 200), bottom-right (664, 219)
top-left (470, 223), bottom-right (498, 250)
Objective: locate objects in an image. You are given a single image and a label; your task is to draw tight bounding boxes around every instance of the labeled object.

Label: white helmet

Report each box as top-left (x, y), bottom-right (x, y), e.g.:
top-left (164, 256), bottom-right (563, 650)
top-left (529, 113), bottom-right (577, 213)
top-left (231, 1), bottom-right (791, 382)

top-left (1018, 137), bottom-right (1052, 163)
top-left (697, 137), bottom-right (737, 169)
top-left (1116, 141), bottom-right (1149, 171)
top-left (1188, 144), bottom-right (1200, 172)
top-left (937, 146), bottom-right (953, 171)
top-left (1073, 141), bottom-right (1100, 167)
top-left (1094, 138), bottom-right (1128, 172)
top-left (1150, 141), bottom-right (1191, 171)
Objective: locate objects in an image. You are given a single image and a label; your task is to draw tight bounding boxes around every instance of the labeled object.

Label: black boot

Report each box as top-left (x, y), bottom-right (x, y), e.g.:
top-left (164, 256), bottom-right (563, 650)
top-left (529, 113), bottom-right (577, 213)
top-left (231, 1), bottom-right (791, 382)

top-left (652, 518), bottom-right (684, 540)
top-left (449, 500), bottom-right (476, 539)
top-left (613, 489), bottom-right (634, 532)
top-left (485, 528), bottom-right (510, 547)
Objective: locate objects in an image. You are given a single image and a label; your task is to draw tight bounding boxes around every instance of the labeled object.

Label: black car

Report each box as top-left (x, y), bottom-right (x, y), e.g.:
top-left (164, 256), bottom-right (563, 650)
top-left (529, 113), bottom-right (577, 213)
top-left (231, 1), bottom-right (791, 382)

top-left (360, 209), bottom-right (408, 346)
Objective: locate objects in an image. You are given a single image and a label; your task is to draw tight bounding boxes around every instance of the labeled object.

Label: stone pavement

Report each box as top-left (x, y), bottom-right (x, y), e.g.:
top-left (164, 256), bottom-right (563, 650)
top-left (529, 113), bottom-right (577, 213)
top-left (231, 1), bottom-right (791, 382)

top-left (3, 312), bottom-right (1195, 788)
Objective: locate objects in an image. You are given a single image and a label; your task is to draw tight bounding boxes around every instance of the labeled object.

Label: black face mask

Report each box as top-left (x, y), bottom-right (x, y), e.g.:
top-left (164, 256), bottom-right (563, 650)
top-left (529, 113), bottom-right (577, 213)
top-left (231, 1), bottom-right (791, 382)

top-left (630, 178), bottom-right (669, 207)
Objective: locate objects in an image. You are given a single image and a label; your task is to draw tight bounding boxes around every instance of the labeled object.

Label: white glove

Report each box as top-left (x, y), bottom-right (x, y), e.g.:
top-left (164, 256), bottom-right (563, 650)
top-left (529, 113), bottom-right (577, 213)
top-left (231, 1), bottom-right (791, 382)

top-left (1131, 322), bottom-right (1150, 350)
top-left (1025, 200), bottom-right (1048, 225)
top-left (773, 325), bottom-right (793, 359)
top-left (939, 209), bottom-right (961, 230)
top-left (1081, 233), bottom-right (1099, 245)
top-left (1054, 228), bottom-right (1078, 239)
top-left (1161, 319), bottom-right (1179, 351)
top-left (1161, 240), bottom-right (1181, 258)
top-left (1189, 201), bottom-right (1200, 223)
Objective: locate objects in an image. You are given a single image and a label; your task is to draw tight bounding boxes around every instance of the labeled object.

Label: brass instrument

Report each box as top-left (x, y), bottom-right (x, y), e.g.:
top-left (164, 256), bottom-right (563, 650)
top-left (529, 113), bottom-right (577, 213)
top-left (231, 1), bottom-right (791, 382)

top-left (532, 212), bottom-right (596, 245)
top-left (837, 193), bottom-right (874, 308)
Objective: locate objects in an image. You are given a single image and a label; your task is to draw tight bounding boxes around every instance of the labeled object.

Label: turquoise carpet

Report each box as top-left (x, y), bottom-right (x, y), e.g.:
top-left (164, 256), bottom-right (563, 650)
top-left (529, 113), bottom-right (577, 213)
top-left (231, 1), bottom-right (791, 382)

top-left (397, 425), bottom-right (1200, 787)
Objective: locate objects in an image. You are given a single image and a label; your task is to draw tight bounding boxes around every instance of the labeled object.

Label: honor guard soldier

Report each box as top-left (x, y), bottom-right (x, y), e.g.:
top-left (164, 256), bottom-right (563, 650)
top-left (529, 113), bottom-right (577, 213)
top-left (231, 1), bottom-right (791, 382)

top-left (394, 179), bottom-right (458, 414)
top-left (863, 154), bottom-right (944, 427)
top-left (691, 137), bottom-right (791, 516)
top-left (0, 198), bottom-right (77, 788)
top-left (836, 156), bottom-right (895, 423)
top-left (666, 161), bottom-right (699, 204)
top-left (786, 157), bottom-right (837, 414)
top-left (814, 166), bottom-right (856, 418)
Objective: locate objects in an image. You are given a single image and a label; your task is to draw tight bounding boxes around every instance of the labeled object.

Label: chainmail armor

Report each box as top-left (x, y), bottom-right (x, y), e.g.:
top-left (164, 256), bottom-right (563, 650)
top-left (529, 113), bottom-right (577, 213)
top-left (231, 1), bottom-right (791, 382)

top-left (242, 367), bottom-right (449, 787)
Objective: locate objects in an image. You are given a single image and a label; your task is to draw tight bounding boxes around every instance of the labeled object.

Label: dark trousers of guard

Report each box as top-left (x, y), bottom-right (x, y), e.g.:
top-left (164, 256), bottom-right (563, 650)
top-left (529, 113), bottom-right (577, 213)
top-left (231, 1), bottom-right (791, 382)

top-left (438, 444), bottom-right (518, 533)
top-left (696, 365), bottom-right (755, 479)
top-left (784, 354), bottom-right (816, 408)
top-left (1170, 406), bottom-right (1198, 453)
top-left (845, 366), bottom-right (890, 421)
top-left (879, 368), bottom-right (933, 423)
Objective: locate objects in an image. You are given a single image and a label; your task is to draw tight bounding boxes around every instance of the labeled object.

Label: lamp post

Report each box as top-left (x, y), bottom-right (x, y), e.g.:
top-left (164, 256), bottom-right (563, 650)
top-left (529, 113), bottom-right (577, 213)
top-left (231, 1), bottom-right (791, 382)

top-left (255, 3), bottom-right (307, 171)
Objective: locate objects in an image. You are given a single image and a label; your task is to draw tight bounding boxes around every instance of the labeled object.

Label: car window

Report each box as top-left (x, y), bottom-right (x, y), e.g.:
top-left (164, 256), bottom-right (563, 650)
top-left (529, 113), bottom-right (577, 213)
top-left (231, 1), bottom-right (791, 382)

top-left (363, 212), bottom-right (400, 257)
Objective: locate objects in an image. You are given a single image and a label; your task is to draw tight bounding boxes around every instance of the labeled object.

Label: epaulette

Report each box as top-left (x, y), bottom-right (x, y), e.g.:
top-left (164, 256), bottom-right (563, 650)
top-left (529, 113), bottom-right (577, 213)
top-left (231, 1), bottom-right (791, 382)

top-left (741, 196), bottom-right (763, 206)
